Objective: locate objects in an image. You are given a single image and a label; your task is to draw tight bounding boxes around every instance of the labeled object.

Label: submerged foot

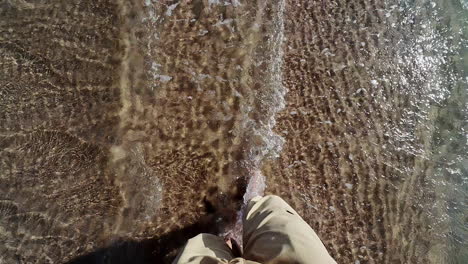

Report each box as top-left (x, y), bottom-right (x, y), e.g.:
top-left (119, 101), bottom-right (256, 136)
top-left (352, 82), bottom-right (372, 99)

top-left (224, 235), bottom-right (242, 257)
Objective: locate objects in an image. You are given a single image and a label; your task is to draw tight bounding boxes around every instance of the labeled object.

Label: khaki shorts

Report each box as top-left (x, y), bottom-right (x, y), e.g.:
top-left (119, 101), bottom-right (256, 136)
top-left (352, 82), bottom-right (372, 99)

top-left (173, 195), bottom-right (336, 264)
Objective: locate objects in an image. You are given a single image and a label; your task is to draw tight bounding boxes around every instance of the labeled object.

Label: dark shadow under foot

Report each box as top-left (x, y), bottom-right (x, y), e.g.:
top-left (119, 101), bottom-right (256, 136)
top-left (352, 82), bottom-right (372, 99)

top-left (67, 215), bottom-right (219, 264)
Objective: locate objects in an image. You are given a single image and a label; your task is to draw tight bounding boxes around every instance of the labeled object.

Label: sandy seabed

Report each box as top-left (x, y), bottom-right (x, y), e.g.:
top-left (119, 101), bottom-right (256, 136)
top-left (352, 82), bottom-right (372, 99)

top-left (1, 0), bottom-right (457, 263)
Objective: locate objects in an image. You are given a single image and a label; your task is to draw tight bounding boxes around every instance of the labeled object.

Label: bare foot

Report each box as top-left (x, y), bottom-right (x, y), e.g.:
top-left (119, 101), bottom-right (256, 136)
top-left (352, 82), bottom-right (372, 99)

top-left (225, 237), bottom-right (233, 249)
top-left (224, 235), bottom-right (242, 257)
top-left (244, 169), bottom-right (266, 203)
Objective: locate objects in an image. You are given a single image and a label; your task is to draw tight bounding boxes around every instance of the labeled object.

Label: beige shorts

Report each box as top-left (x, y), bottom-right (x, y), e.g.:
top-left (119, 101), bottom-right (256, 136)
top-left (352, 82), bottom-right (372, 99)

top-left (173, 195), bottom-right (336, 264)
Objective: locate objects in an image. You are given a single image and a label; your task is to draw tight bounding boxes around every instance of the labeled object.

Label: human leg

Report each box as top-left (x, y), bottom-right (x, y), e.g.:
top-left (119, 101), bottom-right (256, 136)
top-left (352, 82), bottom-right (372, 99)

top-left (242, 195), bottom-right (336, 264)
top-left (172, 233), bottom-right (234, 264)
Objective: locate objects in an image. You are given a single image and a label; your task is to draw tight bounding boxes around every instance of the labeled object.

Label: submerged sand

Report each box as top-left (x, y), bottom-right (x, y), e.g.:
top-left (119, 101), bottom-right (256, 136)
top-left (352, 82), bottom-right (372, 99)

top-left (1, 0), bottom-right (457, 263)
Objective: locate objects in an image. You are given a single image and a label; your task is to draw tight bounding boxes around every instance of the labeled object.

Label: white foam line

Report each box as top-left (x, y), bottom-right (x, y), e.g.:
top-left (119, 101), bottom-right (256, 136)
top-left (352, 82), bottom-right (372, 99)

top-left (242, 0), bottom-right (286, 203)
top-left (227, 0), bottom-right (286, 247)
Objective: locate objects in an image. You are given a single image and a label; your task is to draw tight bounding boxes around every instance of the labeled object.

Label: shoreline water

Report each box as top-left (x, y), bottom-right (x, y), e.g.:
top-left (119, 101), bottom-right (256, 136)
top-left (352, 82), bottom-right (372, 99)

top-left (0, 0), bottom-right (466, 263)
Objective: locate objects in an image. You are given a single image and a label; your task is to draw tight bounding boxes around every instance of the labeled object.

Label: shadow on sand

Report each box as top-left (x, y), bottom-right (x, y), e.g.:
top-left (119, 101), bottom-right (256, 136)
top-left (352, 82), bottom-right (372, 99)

top-left (67, 184), bottom-right (247, 264)
top-left (66, 215), bottom-right (219, 264)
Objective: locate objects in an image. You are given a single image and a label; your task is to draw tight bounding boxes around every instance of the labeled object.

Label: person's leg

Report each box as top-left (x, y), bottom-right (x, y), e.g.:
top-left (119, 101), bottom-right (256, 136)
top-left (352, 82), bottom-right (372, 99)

top-left (172, 233), bottom-right (234, 264)
top-left (242, 195), bottom-right (336, 264)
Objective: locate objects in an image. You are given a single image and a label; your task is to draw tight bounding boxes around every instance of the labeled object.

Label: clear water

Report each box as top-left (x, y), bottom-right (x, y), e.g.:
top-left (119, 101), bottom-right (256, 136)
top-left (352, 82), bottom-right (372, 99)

top-left (0, 0), bottom-right (466, 263)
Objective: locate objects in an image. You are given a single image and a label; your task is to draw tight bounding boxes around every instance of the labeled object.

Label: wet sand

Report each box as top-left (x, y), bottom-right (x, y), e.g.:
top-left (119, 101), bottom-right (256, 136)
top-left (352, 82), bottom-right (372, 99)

top-left (264, 1), bottom-right (435, 262)
top-left (0, 0), bottom-right (460, 263)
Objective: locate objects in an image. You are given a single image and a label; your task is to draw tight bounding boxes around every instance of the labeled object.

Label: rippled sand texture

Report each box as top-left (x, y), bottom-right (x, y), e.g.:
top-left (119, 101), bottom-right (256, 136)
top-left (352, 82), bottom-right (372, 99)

top-left (1, 0), bottom-right (124, 262)
top-left (115, 0), bottom-right (286, 235)
top-left (263, 0), bottom-right (455, 263)
top-left (1, 0), bottom-right (285, 262)
top-left (1, 0), bottom-right (460, 263)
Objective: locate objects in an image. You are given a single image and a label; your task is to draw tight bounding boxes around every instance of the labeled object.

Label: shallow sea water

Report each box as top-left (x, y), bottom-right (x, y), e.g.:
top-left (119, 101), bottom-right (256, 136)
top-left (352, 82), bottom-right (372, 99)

top-left (0, 0), bottom-right (466, 263)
